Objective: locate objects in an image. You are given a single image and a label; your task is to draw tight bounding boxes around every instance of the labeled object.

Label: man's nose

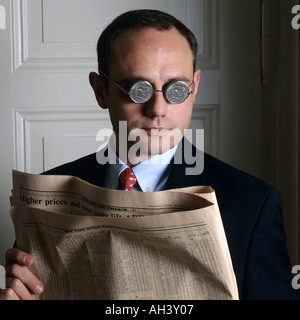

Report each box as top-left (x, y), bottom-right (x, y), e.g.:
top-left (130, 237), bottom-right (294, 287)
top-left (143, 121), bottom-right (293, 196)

top-left (145, 91), bottom-right (168, 118)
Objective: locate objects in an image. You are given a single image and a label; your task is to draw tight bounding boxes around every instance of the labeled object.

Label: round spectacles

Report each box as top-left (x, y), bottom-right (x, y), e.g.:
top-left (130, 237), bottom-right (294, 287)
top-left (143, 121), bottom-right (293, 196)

top-left (100, 71), bottom-right (193, 104)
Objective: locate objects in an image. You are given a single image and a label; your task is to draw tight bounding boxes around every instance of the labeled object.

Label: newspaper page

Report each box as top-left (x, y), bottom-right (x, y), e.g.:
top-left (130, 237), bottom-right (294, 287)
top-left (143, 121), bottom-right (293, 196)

top-left (9, 170), bottom-right (239, 300)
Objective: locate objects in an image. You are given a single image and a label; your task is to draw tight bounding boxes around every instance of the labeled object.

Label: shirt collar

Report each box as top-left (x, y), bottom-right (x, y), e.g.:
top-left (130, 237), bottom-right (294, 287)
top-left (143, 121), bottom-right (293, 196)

top-left (103, 145), bottom-right (177, 192)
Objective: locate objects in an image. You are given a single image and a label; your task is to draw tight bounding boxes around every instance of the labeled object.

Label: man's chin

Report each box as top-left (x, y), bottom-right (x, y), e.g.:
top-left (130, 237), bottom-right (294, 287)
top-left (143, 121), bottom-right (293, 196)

top-left (124, 139), bottom-right (167, 165)
top-left (117, 127), bottom-right (183, 165)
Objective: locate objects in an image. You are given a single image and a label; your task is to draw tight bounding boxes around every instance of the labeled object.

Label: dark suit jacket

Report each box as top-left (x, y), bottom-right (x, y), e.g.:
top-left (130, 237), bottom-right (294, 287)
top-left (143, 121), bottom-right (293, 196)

top-left (44, 142), bottom-right (300, 300)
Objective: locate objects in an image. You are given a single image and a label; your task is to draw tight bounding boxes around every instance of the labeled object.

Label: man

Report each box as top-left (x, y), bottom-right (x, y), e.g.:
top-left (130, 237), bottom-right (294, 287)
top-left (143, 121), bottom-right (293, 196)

top-left (2, 9), bottom-right (299, 300)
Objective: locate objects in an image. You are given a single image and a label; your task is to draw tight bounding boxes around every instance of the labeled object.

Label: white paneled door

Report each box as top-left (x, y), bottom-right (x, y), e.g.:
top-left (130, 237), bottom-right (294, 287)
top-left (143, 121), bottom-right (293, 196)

top-left (0, 0), bottom-right (262, 264)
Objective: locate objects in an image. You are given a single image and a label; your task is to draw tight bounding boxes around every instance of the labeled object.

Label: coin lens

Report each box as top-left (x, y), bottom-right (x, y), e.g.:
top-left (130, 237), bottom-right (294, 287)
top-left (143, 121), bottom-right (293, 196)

top-left (129, 81), bottom-right (153, 103)
top-left (165, 81), bottom-right (190, 104)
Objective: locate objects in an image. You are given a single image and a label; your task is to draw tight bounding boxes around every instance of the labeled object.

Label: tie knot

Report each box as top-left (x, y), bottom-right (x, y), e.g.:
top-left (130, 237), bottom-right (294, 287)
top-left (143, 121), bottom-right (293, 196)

top-left (119, 168), bottom-right (137, 191)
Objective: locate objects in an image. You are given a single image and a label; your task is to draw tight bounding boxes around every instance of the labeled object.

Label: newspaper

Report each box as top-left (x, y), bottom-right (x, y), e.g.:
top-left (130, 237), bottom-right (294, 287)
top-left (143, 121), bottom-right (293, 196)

top-left (9, 170), bottom-right (239, 300)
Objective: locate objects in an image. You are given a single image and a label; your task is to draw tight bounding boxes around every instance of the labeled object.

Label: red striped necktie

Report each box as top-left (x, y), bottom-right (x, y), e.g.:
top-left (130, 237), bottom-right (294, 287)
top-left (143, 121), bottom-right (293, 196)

top-left (119, 168), bottom-right (137, 191)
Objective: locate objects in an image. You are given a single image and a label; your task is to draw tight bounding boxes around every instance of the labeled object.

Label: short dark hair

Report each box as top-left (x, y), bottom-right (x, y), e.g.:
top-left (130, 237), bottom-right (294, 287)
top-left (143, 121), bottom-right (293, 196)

top-left (97, 9), bottom-right (198, 78)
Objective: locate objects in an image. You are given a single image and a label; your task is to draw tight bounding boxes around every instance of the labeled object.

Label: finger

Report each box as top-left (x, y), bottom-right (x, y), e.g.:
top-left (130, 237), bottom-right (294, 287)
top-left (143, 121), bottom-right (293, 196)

top-left (5, 248), bottom-right (33, 266)
top-left (5, 263), bottom-right (44, 295)
top-left (0, 288), bottom-right (20, 300)
top-left (5, 277), bottom-right (35, 300)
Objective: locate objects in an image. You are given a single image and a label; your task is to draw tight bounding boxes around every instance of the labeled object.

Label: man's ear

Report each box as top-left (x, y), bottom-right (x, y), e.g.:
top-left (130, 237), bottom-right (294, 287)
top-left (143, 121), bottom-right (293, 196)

top-left (89, 72), bottom-right (109, 109)
top-left (192, 69), bottom-right (201, 98)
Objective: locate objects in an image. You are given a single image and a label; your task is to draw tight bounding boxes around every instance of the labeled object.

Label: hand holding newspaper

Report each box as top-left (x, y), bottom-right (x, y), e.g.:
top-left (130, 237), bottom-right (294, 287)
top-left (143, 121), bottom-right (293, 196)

top-left (9, 170), bottom-right (239, 300)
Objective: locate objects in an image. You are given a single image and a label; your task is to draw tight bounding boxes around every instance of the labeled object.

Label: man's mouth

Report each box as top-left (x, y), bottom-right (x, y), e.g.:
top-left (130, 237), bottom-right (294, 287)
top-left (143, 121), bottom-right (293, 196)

top-left (144, 127), bottom-right (171, 136)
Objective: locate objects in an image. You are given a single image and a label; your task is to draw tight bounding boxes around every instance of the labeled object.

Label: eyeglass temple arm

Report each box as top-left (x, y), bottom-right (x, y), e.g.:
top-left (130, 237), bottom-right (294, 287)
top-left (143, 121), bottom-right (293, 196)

top-left (99, 71), bottom-right (129, 95)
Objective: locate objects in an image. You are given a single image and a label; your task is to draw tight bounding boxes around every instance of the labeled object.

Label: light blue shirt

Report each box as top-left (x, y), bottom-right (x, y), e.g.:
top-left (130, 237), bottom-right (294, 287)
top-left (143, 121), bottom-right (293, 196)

top-left (102, 146), bottom-right (178, 192)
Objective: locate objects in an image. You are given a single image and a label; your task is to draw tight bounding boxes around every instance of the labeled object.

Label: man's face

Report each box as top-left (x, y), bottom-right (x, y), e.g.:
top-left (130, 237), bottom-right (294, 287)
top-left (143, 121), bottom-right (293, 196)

top-left (91, 27), bottom-right (201, 164)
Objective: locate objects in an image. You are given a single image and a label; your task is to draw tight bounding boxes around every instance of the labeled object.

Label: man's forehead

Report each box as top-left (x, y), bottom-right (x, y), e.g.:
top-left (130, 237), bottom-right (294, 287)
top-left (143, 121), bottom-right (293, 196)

top-left (112, 27), bottom-right (190, 52)
top-left (110, 27), bottom-right (193, 69)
